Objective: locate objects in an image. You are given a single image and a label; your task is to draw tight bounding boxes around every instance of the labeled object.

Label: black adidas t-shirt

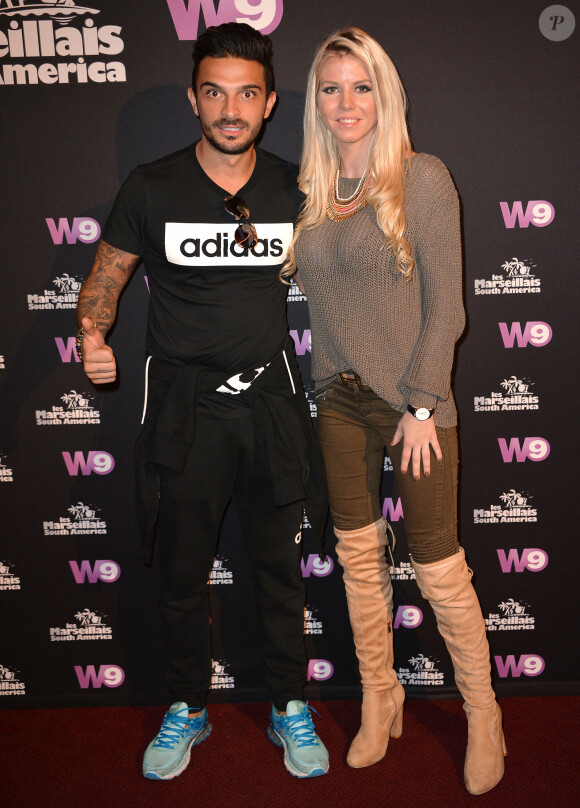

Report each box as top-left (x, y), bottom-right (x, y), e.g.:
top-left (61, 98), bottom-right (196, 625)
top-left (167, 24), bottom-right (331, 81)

top-left (102, 143), bottom-right (301, 374)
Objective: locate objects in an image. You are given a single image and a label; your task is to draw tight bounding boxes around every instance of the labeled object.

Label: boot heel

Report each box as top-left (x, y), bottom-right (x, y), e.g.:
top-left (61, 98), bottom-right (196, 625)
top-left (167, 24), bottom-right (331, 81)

top-left (390, 703), bottom-right (403, 739)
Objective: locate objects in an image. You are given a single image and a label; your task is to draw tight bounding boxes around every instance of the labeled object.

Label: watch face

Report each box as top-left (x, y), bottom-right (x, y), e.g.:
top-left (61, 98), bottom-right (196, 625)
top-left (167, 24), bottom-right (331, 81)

top-left (415, 407), bottom-right (430, 421)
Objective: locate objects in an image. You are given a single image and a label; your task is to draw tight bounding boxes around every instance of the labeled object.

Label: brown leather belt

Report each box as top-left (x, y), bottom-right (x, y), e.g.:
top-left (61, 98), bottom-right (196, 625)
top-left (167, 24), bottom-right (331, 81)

top-left (339, 371), bottom-right (365, 388)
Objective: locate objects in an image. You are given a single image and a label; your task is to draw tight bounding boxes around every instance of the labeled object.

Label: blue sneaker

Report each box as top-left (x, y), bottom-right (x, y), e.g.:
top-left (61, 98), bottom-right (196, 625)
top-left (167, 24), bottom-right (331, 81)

top-left (268, 700), bottom-right (329, 778)
top-left (143, 702), bottom-right (211, 780)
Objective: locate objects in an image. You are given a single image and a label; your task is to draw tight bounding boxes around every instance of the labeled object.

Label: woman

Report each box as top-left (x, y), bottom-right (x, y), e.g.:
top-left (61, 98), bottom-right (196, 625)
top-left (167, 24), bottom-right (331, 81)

top-left (284, 28), bottom-right (506, 795)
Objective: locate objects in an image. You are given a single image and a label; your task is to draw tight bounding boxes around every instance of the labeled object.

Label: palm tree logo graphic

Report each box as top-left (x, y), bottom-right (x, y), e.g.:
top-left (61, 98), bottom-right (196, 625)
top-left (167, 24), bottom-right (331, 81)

top-left (410, 654), bottom-right (435, 671)
top-left (61, 390), bottom-right (91, 409)
top-left (53, 274), bottom-right (81, 293)
top-left (499, 489), bottom-right (529, 508)
top-left (68, 502), bottom-right (97, 520)
top-left (75, 609), bottom-right (103, 626)
top-left (501, 257), bottom-right (531, 277)
top-left (498, 599), bottom-right (527, 616)
top-left (500, 376), bottom-right (530, 395)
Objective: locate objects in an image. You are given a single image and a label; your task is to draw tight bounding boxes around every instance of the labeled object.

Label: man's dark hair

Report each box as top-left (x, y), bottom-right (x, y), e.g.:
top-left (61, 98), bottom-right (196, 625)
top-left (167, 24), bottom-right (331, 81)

top-left (191, 22), bottom-right (274, 96)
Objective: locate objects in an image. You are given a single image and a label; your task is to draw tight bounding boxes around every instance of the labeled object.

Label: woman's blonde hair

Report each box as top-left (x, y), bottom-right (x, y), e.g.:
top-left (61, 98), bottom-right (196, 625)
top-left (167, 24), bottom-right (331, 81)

top-left (283, 27), bottom-right (414, 281)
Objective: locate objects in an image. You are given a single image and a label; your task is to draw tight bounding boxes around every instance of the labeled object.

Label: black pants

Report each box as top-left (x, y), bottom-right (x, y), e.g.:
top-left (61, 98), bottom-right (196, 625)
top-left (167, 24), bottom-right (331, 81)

top-left (156, 412), bottom-right (306, 711)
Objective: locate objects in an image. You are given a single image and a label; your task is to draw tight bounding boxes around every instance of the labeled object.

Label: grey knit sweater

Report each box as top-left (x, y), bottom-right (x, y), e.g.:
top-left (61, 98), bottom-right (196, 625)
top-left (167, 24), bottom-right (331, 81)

top-left (295, 153), bottom-right (465, 428)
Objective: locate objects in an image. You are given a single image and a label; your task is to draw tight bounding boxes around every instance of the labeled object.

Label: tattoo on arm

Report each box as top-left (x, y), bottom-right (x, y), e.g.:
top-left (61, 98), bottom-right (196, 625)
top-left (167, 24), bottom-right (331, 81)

top-left (77, 241), bottom-right (141, 336)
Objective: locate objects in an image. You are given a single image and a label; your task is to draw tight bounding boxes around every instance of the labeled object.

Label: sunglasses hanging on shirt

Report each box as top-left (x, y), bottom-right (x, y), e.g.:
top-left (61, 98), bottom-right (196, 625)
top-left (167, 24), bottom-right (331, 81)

top-left (223, 195), bottom-right (258, 250)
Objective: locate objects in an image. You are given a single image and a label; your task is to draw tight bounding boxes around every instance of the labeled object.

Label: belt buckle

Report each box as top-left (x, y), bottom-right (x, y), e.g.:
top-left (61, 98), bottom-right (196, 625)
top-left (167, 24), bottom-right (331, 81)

top-left (339, 371), bottom-right (364, 389)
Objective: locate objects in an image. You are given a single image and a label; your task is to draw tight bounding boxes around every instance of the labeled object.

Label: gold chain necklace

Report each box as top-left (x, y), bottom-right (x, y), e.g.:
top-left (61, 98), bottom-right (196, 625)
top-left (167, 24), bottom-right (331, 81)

top-left (326, 161), bottom-right (370, 221)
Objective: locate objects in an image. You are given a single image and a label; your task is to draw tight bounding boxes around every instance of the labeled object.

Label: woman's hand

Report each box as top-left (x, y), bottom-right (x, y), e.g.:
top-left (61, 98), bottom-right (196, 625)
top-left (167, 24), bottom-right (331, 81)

top-left (391, 410), bottom-right (442, 480)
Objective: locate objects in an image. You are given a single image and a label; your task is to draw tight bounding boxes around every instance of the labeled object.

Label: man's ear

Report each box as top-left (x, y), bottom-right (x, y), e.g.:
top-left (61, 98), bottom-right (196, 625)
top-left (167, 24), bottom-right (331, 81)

top-left (187, 86), bottom-right (199, 117)
top-left (264, 91), bottom-right (277, 120)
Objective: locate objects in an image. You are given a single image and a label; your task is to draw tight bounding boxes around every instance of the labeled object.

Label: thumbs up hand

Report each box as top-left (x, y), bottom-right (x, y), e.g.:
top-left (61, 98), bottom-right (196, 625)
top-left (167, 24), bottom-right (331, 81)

top-left (80, 317), bottom-right (117, 384)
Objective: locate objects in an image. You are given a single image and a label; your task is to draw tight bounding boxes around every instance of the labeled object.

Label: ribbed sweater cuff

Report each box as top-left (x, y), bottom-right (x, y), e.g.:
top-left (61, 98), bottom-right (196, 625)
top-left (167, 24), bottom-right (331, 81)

top-left (407, 391), bottom-right (439, 410)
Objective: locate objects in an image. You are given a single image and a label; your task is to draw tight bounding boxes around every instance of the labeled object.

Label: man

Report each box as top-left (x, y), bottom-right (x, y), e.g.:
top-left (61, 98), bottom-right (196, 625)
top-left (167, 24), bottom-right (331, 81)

top-left (76, 23), bottom-right (328, 780)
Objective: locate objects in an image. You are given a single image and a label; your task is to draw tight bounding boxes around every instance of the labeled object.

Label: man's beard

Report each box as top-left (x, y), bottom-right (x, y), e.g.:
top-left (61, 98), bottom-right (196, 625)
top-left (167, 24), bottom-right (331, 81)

top-left (201, 117), bottom-right (263, 155)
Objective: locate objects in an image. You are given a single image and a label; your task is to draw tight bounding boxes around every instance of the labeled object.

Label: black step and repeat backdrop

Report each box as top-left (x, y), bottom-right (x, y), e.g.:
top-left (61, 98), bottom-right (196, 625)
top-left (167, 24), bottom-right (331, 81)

top-left (1, 1), bottom-right (578, 708)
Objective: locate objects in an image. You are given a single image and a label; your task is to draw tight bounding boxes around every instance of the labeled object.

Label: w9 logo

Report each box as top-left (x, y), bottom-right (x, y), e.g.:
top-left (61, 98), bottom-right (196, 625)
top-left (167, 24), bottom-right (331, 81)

top-left (494, 654), bottom-right (545, 678)
top-left (62, 451), bottom-right (115, 476)
top-left (167, 0), bottom-right (284, 39)
top-left (74, 665), bottom-right (125, 688)
top-left (289, 329), bottom-right (311, 355)
top-left (382, 497), bottom-right (404, 522)
top-left (69, 560), bottom-right (121, 584)
top-left (499, 321), bottom-right (552, 348)
top-left (301, 554), bottom-right (334, 578)
top-left (307, 659), bottom-right (334, 682)
top-left (498, 437), bottom-right (550, 463)
top-left (499, 201), bottom-right (554, 228)
top-left (393, 606), bottom-right (423, 629)
top-left (497, 548), bottom-right (549, 573)
top-left (55, 337), bottom-right (82, 364)
top-left (46, 217), bottom-right (101, 245)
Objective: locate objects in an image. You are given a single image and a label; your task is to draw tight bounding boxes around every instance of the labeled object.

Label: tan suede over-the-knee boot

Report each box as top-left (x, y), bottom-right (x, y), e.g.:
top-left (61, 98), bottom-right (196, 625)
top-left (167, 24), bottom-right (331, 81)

top-left (335, 517), bottom-right (405, 768)
top-left (412, 548), bottom-right (507, 795)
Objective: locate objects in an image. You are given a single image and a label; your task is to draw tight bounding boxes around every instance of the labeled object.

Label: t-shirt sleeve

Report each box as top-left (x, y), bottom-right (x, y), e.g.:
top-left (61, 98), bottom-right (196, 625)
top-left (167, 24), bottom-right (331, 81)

top-left (101, 169), bottom-right (147, 256)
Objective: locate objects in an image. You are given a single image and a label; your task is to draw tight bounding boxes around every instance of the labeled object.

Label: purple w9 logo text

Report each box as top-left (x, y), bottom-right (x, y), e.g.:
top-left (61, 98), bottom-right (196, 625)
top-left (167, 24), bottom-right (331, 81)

top-left (62, 451), bottom-right (115, 476)
top-left (307, 659), bottom-right (334, 682)
top-left (166, 0), bottom-right (283, 39)
top-left (290, 329), bottom-right (311, 355)
top-left (497, 438), bottom-right (550, 463)
top-left (55, 337), bottom-right (82, 363)
top-left (499, 321), bottom-right (552, 348)
top-left (382, 497), bottom-right (404, 521)
top-left (497, 548), bottom-right (549, 573)
top-left (46, 217), bottom-right (100, 245)
top-left (69, 560), bottom-right (121, 583)
top-left (75, 665), bottom-right (125, 688)
top-left (499, 201), bottom-right (554, 228)
top-left (301, 554), bottom-right (333, 578)
top-left (393, 606), bottom-right (423, 629)
top-left (494, 654), bottom-right (545, 678)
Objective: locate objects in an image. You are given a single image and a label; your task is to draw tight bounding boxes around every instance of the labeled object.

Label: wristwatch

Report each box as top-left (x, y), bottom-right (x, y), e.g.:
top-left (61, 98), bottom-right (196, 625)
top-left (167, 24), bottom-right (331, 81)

top-left (407, 404), bottom-right (435, 421)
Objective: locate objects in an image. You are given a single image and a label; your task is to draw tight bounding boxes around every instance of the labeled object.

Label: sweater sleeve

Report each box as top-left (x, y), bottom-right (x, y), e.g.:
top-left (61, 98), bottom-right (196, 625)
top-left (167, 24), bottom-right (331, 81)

top-left (402, 157), bottom-right (466, 410)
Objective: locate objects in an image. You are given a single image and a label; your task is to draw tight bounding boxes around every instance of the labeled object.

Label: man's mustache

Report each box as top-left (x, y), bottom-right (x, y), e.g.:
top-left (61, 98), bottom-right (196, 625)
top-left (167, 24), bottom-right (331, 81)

top-left (212, 118), bottom-right (249, 129)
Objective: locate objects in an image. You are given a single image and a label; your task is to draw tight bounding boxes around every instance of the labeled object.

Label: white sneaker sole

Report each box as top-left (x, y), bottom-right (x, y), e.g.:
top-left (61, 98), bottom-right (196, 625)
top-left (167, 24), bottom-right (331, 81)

top-left (267, 724), bottom-right (329, 778)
